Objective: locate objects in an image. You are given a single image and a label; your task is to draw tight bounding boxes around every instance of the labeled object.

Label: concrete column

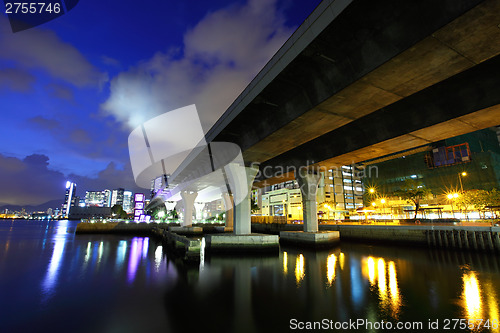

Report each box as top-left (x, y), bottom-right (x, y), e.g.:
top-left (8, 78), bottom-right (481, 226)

top-left (296, 171), bottom-right (322, 232)
top-left (224, 164), bottom-right (259, 235)
top-left (164, 201), bottom-right (176, 211)
top-left (194, 202), bottom-right (205, 221)
top-left (180, 191), bottom-right (197, 227)
top-left (221, 192), bottom-right (234, 229)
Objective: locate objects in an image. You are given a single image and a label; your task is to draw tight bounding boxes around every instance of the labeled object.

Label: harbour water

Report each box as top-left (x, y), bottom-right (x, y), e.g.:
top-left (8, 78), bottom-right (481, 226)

top-left (1, 219), bottom-right (499, 332)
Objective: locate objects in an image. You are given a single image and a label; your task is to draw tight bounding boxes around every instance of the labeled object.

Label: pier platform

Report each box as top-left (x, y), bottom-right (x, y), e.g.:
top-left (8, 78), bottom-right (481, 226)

top-left (279, 231), bottom-right (340, 248)
top-left (204, 233), bottom-right (279, 253)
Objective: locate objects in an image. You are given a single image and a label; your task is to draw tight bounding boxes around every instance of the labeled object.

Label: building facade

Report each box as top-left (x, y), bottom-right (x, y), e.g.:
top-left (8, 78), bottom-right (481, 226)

top-left (62, 181), bottom-right (77, 217)
top-left (362, 128), bottom-right (500, 198)
top-left (259, 165), bottom-right (364, 220)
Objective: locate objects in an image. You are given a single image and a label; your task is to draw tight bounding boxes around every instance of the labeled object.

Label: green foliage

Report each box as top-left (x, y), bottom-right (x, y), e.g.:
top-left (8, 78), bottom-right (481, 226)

top-left (251, 198), bottom-right (260, 213)
top-left (111, 204), bottom-right (128, 219)
top-left (394, 179), bottom-right (432, 218)
top-left (462, 189), bottom-right (500, 218)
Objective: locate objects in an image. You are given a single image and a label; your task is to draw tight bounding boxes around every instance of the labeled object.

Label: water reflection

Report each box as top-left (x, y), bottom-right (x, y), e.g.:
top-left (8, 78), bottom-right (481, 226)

top-left (361, 256), bottom-right (402, 318)
top-left (462, 271), bottom-right (482, 320)
top-left (2, 220), bottom-right (500, 333)
top-left (485, 282), bottom-right (499, 325)
top-left (282, 251), bottom-right (288, 275)
top-left (460, 270), bottom-right (500, 330)
top-left (128, 237), bottom-right (143, 283)
top-left (388, 261), bottom-right (402, 318)
top-left (326, 253), bottom-right (336, 286)
top-left (41, 220), bottom-right (68, 300)
top-left (295, 253), bottom-right (305, 285)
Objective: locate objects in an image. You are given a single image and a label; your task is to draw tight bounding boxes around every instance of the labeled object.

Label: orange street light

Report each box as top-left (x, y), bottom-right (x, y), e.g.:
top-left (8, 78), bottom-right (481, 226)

top-left (458, 172), bottom-right (468, 192)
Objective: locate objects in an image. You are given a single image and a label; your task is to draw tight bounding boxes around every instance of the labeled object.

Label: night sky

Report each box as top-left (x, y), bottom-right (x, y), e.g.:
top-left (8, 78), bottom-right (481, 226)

top-left (0, 0), bottom-right (322, 206)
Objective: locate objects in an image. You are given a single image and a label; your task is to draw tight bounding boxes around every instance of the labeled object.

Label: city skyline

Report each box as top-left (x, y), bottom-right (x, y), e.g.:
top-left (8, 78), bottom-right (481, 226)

top-left (0, 0), bottom-right (321, 206)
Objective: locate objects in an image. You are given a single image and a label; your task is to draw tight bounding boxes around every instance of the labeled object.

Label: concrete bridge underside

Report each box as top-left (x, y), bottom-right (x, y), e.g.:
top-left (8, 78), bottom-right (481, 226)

top-left (204, 0), bottom-right (500, 185)
top-left (151, 0), bottom-right (500, 244)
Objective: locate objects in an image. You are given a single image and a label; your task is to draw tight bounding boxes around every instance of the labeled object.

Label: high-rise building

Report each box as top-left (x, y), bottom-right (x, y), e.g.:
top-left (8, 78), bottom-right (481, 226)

top-left (85, 190), bottom-right (105, 207)
top-left (103, 189), bottom-right (112, 207)
top-left (111, 188), bottom-right (125, 207)
top-left (62, 181), bottom-right (77, 217)
top-left (259, 165), bottom-right (364, 220)
top-left (123, 191), bottom-right (133, 213)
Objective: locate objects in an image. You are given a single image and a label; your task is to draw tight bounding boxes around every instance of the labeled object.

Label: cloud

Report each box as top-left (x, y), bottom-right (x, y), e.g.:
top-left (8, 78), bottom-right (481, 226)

top-left (0, 153), bottom-right (65, 205)
top-left (27, 116), bottom-right (61, 130)
top-left (0, 15), bottom-right (107, 88)
top-left (0, 67), bottom-right (35, 92)
top-left (101, 0), bottom-right (294, 132)
top-left (69, 129), bottom-right (91, 144)
top-left (101, 55), bottom-right (120, 67)
top-left (45, 83), bottom-right (74, 101)
top-left (69, 161), bottom-right (143, 193)
top-left (0, 153), bottom-right (143, 206)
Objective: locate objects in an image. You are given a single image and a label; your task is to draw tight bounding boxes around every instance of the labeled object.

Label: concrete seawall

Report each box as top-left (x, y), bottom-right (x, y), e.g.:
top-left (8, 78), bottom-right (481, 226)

top-left (75, 221), bottom-right (165, 235)
top-left (252, 223), bottom-right (500, 252)
top-left (324, 225), bottom-right (500, 252)
top-left (75, 222), bottom-right (500, 253)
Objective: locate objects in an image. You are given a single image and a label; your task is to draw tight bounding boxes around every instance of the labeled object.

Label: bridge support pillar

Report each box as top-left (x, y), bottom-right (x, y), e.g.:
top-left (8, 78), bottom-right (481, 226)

top-left (225, 164), bottom-right (259, 235)
top-left (180, 191), bottom-right (198, 227)
top-left (194, 202), bottom-right (205, 221)
top-left (296, 171), bottom-right (321, 232)
top-left (222, 192), bottom-right (234, 229)
top-left (164, 201), bottom-right (177, 212)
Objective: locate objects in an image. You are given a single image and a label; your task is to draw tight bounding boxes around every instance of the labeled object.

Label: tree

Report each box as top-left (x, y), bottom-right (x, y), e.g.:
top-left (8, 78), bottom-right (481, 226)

top-left (111, 204), bottom-right (128, 219)
top-left (251, 198), bottom-right (260, 213)
top-left (394, 179), bottom-right (432, 219)
top-left (455, 191), bottom-right (475, 220)
top-left (470, 188), bottom-right (500, 219)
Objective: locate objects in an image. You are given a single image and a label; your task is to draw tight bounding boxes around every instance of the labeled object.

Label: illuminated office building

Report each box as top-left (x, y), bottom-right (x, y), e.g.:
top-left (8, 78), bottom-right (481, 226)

top-left (62, 181), bottom-right (77, 217)
top-left (260, 165), bottom-right (364, 220)
top-left (123, 191), bottom-right (133, 213)
top-left (111, 188), bottom-right (125, 207)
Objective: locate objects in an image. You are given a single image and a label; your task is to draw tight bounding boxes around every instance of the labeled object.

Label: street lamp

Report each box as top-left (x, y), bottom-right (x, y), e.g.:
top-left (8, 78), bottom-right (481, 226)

top-left (282, 200), bottom-right (287, 219)
top-left (380, 198), bottom-right (386, 218)
top-left (458, 172), bottom-right (467, 192)
top-left (369, 188), bottom-right (375, 194)
top-left (447, 192), bottom-right (459, 218)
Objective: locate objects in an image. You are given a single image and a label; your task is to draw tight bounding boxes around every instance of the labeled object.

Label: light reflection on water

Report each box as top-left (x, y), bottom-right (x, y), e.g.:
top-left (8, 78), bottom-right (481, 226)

top-left (295, 253), bottom-right (305, 285)
top-left (1, 220), bottom-right (500, 333)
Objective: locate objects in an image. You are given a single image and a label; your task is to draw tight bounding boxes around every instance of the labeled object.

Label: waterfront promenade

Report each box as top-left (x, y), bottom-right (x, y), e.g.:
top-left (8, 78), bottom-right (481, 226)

top-left (75, 220), bottom-right (500, 253)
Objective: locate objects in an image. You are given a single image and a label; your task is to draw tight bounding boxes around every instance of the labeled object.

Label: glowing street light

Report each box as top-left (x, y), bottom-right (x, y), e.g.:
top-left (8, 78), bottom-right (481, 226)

top-left (458, 172), bottom-right (468, 192)
top-left (447, 192), bottom-right (459, 218)
top-left (369, 188), bottom-right (375, 194)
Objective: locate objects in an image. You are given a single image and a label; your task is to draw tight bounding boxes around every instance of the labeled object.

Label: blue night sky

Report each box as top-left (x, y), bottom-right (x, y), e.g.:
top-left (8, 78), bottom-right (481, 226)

top-left (0, 0), bottom-right (321, 206)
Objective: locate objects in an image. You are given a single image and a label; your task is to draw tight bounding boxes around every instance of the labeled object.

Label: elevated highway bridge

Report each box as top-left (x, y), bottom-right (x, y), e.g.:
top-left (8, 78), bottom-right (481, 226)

top-left (148, 0), bottom-right (500, 240)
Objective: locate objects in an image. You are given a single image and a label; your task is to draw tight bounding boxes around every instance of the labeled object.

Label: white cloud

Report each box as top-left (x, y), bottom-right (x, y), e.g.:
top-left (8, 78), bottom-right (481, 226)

top-left (101, 0), bottom-right (294, 132)
top-left (0, 15), bottom-right (107, 87)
